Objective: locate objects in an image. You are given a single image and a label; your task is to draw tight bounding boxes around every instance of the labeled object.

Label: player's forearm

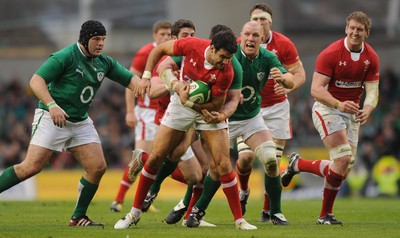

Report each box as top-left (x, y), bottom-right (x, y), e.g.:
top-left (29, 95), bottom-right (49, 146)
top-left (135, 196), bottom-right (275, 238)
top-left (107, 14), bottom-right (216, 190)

top-left (143, 51), bottom-right (162, 78)
top-left (311, 86), bottom-right (338, 109)
top-left (149, 82), bottom-right (169, 99)
top-left (286, 65), bottom-right (306, 94)
top-left (125, 88), bottom-right (136, 113)
top-left (191, 96), bottom-right (225, 114)
top-left (279, 72), bottom-right (294, 89)
top-left (363, 81), bottom-right (379, 109)
top-left (144, 41), bottom-right (175, 78)
top-left (219, 89), bottom-right (241, 118)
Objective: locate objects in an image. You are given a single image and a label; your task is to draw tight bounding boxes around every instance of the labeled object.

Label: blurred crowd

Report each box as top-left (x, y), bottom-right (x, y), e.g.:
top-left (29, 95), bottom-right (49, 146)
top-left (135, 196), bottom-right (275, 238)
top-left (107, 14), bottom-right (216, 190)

top-left (0, 66), bottom-right (399, 196)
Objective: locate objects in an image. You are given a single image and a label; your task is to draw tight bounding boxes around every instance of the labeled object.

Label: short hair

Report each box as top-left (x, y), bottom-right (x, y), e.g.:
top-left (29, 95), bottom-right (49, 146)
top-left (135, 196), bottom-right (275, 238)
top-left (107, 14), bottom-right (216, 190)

top-left (346, 11), bottom-right (372, 33)
top-left (250, 3), bottom-right (273, 18)
top-left (211, 31), bottom-right (237, 54)
top-left (171, 19), bottom-right (196, 37)
top-left (152, 20), bottom-right (172, 33)
top-left (209, 24), bottom-right (234, 39)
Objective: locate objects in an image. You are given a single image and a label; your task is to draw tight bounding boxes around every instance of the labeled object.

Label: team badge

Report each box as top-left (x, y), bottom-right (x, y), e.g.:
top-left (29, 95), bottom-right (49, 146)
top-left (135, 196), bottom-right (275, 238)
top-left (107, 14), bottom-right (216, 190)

top-left (257, 72), bottom-right (265, 81)
top-left (97, 72), bottom-right (105, 81)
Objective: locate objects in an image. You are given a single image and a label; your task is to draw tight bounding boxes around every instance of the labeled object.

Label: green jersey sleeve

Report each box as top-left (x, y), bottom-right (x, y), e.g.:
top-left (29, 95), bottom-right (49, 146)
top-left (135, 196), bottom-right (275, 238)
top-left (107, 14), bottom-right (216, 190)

top-left (229, 55), bottom-right (243, 90)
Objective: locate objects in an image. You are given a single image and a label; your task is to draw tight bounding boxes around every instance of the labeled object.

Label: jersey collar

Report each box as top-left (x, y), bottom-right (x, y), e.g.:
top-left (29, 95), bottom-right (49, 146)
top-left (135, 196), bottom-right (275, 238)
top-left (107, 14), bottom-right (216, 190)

top-left (261, 30), bottom-right (273, 48)
top-left (204, 46), bottom-right (214, 69)
top-left (344, 37), bottom-right (364, 61)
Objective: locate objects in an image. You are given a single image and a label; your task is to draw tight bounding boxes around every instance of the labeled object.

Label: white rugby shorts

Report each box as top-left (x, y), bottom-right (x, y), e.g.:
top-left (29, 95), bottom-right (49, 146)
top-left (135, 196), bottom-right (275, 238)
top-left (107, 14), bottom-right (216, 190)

top-left (161, 94), bottom-right (228, 131)
top-left (134, 106), bottom-right (157, 141)
top-left (228, 112), bottom-right (268, 142)
top-left (30, 109), bottom-right (100, 152)
top-left (261, 99), bottom-right (292, 140)
top-left (312, 101), bottom-right (360, 146)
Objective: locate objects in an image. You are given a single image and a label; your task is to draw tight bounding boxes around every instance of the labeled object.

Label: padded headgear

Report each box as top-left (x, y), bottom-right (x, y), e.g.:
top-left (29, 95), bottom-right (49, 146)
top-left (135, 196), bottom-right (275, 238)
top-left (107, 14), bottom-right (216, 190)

top-left (79, 20), bottom-right (106, 54)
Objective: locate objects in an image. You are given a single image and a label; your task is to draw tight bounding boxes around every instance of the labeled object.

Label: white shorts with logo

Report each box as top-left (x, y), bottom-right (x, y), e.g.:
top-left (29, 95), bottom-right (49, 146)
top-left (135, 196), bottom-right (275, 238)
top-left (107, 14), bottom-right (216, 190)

top-left (312, 101), bottom-right (360, 146)
top-left (135, 106), bottom-right (157, 141)
top-left (261, 99), bottom-right (292, 140)
top-left (161, 94), bottom-right (228, 131)
top-left (228, 112), bottom-right (268, 142)
top-left (30, 109), bottom-right (101, 152)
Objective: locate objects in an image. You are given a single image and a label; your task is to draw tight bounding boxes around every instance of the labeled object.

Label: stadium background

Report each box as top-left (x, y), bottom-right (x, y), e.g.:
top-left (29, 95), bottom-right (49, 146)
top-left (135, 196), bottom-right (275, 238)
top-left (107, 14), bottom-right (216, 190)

top-left (0, 0), bottom-right (399, 200)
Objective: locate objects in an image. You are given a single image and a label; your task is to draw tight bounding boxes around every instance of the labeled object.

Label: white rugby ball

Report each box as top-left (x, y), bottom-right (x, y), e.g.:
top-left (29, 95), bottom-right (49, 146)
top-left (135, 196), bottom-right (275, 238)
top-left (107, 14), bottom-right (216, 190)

top-left (189, 80), bottom-right (211, 104)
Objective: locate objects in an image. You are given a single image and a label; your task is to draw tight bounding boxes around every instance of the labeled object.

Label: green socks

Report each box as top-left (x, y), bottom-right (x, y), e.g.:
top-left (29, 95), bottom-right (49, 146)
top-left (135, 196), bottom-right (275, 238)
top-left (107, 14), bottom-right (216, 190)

top-left (149, 159), bottom-right (179, 194)
top-left (195, 175), bottom-right (221, 210)
top-left (264, 174), bottom-right (282, 215)
top-left (182, 185), bottom-right (193, 206)
top-left (72, 177), bottom-right (98, 218)
top-left (0, 166), bottom-right (22, 192)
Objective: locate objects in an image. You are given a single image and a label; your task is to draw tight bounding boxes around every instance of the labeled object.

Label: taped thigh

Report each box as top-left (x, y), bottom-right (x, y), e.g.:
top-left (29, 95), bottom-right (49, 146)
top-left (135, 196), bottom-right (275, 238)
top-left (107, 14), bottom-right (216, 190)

top-left (236, 136), bottom-right (253, 155)
top-left (181, 146), bottom-right (195, 161)
top-left (329, 144), bottom-right (352, 161)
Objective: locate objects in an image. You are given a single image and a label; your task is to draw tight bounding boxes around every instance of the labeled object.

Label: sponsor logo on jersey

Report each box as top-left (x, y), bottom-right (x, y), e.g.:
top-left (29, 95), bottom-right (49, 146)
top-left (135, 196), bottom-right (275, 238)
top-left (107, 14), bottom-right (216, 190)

top-left (184, 75), bottom-right (193, 83)
top-left (339, 61), bottom-right (347, 66)
top-left (76, 68), bottom-right (84, 77)
top-left (189, 58), bottom-right (197, 66)
top-left (335, 80), bottom-right (362, 88)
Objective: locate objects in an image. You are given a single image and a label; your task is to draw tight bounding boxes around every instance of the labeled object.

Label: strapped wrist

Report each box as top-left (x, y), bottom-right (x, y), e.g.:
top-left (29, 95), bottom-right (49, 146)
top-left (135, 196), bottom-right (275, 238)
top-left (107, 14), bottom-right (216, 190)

top-left (333, 100), bottom-right (340, 109)
top-left (142, 70), bottom-right (152, 79)
top-left (184, 100), bottom-right (194, 108)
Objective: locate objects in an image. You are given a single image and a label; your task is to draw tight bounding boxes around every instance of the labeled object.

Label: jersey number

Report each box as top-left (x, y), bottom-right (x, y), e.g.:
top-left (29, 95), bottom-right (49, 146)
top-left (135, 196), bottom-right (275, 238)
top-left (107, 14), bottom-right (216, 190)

top-left (81, 86), bottom-right (94, 104)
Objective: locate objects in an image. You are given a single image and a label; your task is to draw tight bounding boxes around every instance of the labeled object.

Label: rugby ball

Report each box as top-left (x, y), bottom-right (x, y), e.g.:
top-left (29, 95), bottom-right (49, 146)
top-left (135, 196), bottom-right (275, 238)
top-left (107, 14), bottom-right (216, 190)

top-left (189, 80), bottom-right (211, 104)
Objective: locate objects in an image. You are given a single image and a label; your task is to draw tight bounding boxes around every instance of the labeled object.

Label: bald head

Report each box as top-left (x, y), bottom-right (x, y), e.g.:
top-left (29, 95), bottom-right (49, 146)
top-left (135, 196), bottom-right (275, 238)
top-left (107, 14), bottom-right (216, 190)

top-left (242, 21), bottom-right (264, 35)
top-left (240, 21), bottom-right (264, 59)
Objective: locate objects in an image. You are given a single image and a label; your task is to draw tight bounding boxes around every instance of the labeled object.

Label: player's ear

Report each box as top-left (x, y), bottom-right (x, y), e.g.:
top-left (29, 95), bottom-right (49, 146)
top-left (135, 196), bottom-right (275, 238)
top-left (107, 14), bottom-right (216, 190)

top-left (210, 45), bottom-right (215, 54)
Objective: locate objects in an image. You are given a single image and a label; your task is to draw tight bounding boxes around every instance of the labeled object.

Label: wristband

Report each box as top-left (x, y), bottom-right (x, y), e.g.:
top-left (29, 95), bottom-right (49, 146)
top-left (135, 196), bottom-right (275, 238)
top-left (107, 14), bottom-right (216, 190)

top-left (142, 70), bottom-right (152, 79)
top-left (47, 101), bottom-right (57, 109)
top-left (333, 100), bottom-right (339, 109)
top-left (184, 100), bottom-right (194, 108)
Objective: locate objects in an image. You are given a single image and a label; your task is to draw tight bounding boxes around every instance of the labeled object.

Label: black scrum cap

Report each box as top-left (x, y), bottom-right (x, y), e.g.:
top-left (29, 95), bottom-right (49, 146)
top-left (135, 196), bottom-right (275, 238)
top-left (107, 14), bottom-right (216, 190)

top-left (79, 20), bottom-right (106, 53)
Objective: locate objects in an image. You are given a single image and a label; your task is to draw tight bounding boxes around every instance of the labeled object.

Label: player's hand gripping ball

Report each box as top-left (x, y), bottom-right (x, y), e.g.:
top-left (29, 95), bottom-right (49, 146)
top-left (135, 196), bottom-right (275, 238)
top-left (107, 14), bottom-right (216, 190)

top-left (189, 80), bottom-right (211, 104)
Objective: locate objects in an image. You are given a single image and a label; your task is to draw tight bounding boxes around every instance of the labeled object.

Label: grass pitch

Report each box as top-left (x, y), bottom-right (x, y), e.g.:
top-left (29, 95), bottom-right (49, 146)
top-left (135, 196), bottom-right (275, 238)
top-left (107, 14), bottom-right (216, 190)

top-left (0, 197), bottom-right (399, 238)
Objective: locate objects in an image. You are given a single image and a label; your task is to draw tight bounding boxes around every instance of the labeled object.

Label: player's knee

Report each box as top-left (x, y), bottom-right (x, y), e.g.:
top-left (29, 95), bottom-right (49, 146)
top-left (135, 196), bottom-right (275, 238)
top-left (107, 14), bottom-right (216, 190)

top-left (184, 171), bottom-right (202, 185)
top-left (93, 163), bottom-right (107, 178)
top-left (237, 154), bottom-right (255, 169)
top-left (255, 141), bottom-right (276, 164)
top-left (216, 159), bottom-right (232, 175)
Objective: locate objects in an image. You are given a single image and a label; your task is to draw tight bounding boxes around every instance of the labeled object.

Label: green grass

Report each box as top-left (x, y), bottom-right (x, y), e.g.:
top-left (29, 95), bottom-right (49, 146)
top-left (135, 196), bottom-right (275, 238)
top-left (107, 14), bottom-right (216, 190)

top-left (0, 197), bottom-right (399, 238)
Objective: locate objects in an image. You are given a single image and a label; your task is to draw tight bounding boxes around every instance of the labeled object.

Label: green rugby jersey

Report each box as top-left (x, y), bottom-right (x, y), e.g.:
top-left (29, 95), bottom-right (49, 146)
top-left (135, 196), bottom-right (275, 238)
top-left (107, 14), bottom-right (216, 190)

top-left (35, 43), bottom-right (133, 122)
top-left (229, 45), bottom-right (287, 121)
